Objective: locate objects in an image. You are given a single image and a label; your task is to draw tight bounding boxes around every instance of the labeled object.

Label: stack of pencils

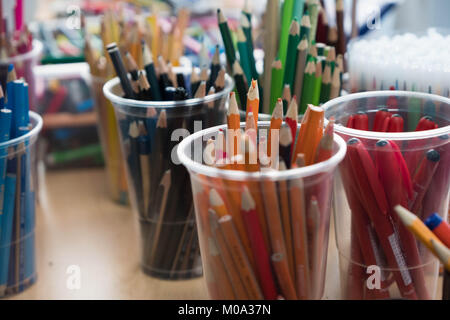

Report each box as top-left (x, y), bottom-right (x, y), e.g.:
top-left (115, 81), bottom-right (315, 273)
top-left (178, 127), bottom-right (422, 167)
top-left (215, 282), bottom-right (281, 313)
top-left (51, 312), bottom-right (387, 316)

top-left (105, 38), bottom-right (231, 279)
top-left (217, 0), bottom-right (347, 115)
top-left (184, 80), bottom-right (343, 299)
top-left (336, 98), bottom-right (450, 299)
top-left (85, 9), bottom-right (191, 204)
top-left (0, 0), bottom-right (39, 109)
top-left (0, 64), bottom-right (39, 297)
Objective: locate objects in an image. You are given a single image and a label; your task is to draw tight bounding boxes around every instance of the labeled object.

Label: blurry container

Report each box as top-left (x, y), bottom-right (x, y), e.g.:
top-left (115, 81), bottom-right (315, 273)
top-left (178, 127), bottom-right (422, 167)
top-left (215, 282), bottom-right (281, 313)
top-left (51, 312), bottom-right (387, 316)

top-left (323, 91), bottom-right (450, 300)
top-left (91, 75), bottom-right (128, 205)
top-left (34, 62), bottom-right (102, 169)
top-left (103, 70), bottom-right (234, 279)
top-left (177, 122), bottom-right (347, 299)
top-left (0, 112), bottom-right (42, 297)
top-left (0, 40), bottom-right (43, 110)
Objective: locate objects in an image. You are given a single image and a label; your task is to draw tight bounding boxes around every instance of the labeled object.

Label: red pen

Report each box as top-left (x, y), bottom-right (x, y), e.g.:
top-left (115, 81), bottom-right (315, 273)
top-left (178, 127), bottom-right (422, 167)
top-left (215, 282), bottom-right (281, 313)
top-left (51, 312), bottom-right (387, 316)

top-left (373, 108), bottom-right (392, 132)
top-left (409, 149), bottom-right (440, 215)
top-left (387, 114), bottom-right (404, 132)
top-left (415, 116), bottom-right (436, 131)
top-left (375, 140), bottom-right (430, 300)
top-left (346, 115), bottom-right (355, 128)
top-left (386, 86), bottom-right (398, 109)
top-left (354, 111), bottom-right (369, 130)
top-left (347, 138), bottom-right (418, 299)
top-left (340, 155), bottom-right (391, 299)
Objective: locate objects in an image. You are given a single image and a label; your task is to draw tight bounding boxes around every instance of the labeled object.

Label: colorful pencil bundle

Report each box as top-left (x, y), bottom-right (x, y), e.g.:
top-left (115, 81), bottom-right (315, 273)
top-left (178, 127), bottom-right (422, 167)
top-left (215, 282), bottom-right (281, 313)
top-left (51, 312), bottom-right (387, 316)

top-left (105, 36), bottom-right (231, 279)
top-left (187, 81), bottom-right (341, 299)
top-left (217, 0), bottom-right (346, 115)
top-left (0, 64), bottom-right (37, 297)
top-left (0, 0), bottom-right (38, 109)
top-left (396, 207), bottom-right (450, 300)
top-left (338, 101), bottom-right (449, 299)
top-left (348, 29), bottom-right (450, 97)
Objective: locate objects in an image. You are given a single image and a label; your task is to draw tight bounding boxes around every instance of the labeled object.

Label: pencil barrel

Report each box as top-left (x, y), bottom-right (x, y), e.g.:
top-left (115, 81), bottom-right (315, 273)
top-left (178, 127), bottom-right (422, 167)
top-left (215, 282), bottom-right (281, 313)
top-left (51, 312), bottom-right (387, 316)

top-left (178, 123), bottom-right (345, 299)
top-left (325, 91), bottom-right (450, 300)
top-left (90, 75), bottom-right (128, 205)
top-left (0, 112), bottom-right (41, 298)
top-left (104, 73), bottom-right (232, 280)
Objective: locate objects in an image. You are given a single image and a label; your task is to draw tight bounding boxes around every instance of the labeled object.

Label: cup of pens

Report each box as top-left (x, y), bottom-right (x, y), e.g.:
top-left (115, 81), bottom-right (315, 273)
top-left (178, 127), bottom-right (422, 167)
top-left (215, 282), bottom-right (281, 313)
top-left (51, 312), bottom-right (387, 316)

top-left (0, 109), bottom-right (42, 297)
top-left (323, 91), bottom-right (450, 300)
top-left (103, 43), bottom-right (233, 279)
top-left (177, 116), bottom-right (347, 299)
top-left (0, 40), bottom-right (43, 110)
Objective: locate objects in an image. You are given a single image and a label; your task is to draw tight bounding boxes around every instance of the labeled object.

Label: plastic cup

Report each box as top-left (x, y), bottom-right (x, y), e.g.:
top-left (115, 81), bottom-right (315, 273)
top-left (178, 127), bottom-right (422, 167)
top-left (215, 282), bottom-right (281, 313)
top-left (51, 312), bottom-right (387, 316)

top-left (0, 111), bottom-right (43, 297)
top-left (323, 91), bottom-right (450, 300)
top-left (91, 75), bottom-right (128, 205)
top-left (177, 121), bottom-right (347, 299)
top-left (0, 40), bottom-right (43, 111)
top-left (103, 72), bottom-right (234, 279)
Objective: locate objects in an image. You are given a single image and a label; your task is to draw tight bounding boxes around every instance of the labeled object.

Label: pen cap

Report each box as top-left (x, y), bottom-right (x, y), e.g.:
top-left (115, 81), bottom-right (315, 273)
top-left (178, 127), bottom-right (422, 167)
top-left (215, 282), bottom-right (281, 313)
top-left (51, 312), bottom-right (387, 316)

top-left (323, 91), bottom-right (450, 300)
top-left (177, 122), bottom-right (346, 299)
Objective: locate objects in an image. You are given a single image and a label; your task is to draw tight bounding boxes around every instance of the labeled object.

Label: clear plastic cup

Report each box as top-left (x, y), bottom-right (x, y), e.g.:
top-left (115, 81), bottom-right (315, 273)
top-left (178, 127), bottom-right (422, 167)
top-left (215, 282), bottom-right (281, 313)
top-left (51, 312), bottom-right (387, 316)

top-left (0, 111), bottom-right (43, 297)
top-left (177, 121), bottom-right (347, 299)
top-left (91, 75), bottom-right (128, 205)
top-left (0, 40), bottom-right (43, 110)
top-left (323, 91), bottom-right (450, 300)
top-left (103, 72), bottom-right (234, 279)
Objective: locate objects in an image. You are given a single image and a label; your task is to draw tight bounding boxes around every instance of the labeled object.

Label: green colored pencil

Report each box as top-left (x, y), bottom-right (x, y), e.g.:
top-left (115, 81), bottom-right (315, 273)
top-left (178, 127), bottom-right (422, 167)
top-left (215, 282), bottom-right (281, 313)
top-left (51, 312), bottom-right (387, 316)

top-left (217, 9), bottom-right (236, 69)
top-left (330, 65), bottom-right (341, 99)
top-left (319, 63), bottom-right (331, 104)
top-left (408, 84), bottom-right (422, 130)
top-left (326, 46), bottom-right (336, 75)
top-left (282, 19), bottom-right (301, 95)
top-left (241, 13), bottom-right (258, 81)
top-left (307, 0), bottom-right (320, 47)
top-left (299, 57), bottom-right (316, 114)
top-left (233, 60), bottom-right (248, 109)
top-left (279, 0), bottom-right (295, 68)
top-left (316, 42), bottom-right (326, 56)
top-left (312, 59), bottom-right (322, 105)
top-left (270, 58), bottom-right (283, 113)
top-left (293, 0), bottom-right (306, 20)
top-left (237, 27), bottom-right (252, 84)
top-left (282, 84), bottom-right (292, 114)
top-left (299, 10), bottom-right (311, 43)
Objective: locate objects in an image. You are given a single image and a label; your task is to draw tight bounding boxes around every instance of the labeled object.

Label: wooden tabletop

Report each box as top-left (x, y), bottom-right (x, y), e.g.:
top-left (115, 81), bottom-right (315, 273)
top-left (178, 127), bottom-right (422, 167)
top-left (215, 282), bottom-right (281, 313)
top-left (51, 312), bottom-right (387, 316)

top-left (6, 167), bottom-right (442, 300)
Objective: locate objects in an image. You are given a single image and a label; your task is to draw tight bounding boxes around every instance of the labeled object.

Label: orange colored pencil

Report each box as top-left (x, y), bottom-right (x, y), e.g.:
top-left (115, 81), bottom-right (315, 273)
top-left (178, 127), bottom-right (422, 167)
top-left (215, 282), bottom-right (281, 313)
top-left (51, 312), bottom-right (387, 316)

top-left (227, 92), bottom-right (241, 157)
top-left (246, 79), bottom-right (260, 127)
top-left (218, 215), bottom-right (264, 300)
top-left (292, 104), bottom-right (324, 166)
top-left (209, 209), bottom-right (249, 299)
top-left (314, 118), bottom-right (334, 163)
top-left (271, 253), bottom-right (298, 300)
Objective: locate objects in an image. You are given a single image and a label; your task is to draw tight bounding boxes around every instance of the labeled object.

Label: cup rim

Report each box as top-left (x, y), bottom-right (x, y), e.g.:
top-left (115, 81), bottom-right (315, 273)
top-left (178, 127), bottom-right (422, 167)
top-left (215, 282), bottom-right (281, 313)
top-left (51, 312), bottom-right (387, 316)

top-left (0, 39), bottom-right (43, 64)
top-left (177, 121), bottom-right (347, 181)
top-left (102, 69), bottom-right (234, 109)
top-left (0, 111), bottom-right (43, 149)
top-left (322, 90), bottom-right (450, 141)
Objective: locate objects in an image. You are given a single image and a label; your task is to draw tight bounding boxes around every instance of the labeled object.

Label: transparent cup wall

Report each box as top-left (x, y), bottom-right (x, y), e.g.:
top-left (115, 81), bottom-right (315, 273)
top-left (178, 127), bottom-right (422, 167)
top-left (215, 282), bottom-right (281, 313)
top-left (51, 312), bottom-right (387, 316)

top-left (0, 112), bottom-right (42, 297)
top-left (177, 122), bottom-right (347, 299)
top-left (323, 91), bottom-right (450, 300)
top-left (103, 75), bottom-right (233, 279)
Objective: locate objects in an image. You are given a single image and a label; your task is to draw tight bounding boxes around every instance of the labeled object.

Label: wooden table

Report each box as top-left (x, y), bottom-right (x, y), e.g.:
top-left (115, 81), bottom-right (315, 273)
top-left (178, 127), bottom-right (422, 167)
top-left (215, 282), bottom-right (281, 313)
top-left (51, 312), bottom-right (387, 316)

top-left (8, 167), bottom-right (441, 300)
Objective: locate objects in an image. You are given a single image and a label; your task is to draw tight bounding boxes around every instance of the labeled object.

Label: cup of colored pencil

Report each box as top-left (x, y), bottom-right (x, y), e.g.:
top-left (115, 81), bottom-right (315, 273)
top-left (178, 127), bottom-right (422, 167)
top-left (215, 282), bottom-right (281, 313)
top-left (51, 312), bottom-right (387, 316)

top-left (0, 69), bottom-right (42, 297)
top-left (0, 25), bottom-right (42, 112)
top-left (323, 91), bottom-right (450, 300)
top-left (103, 41), bottom-right (234, 279)
top-left (177, 92), bottom-right (347, 299)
